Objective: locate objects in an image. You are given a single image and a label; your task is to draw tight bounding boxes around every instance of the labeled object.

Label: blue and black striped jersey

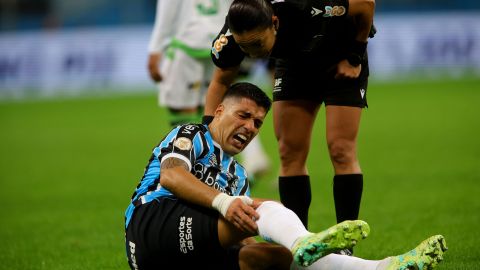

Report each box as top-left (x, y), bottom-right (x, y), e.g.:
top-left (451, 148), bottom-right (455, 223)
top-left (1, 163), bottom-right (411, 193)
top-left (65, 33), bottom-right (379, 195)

top-left (125, 124), bottom-right (250, 227)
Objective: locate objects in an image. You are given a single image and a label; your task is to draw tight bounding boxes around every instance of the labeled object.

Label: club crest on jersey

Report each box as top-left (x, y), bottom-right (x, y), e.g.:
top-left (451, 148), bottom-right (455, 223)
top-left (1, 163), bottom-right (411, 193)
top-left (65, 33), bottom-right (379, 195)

top-left (174, 137), bottom-right (193, 151)
top-left (212, 34), bottom-right (229, 59)
top-left (324, 6), bottom-right (346, 17)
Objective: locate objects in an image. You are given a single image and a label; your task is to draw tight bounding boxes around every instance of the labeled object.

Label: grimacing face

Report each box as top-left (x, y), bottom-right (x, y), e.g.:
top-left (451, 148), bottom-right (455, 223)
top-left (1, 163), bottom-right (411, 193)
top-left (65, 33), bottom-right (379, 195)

top-left (211, 97), bottom-right (267, 156)
top-left (232, 24), bottom-right (277, 58)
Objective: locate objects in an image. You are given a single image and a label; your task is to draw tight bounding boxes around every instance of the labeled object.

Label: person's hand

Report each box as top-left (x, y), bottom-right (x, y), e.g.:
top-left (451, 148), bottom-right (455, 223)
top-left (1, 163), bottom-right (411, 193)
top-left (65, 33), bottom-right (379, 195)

top-left (212, 194), bottom-right (259, 234)
top-left (334, 59), bottom-right (361, 80)
top-left (251, 199), bottom-right (263, 209)
top-left (224, 197), bottom-right (259, 234)
top-left (147, 53), bottom-right (163, 82)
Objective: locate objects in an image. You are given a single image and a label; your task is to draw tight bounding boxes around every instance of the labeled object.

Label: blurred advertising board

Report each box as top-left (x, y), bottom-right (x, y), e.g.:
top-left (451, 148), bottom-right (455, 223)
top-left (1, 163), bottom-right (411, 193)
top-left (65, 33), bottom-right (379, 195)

top-left (0, 13), bottom-right (479, 98)
top-left (369, 12), bottom-right (480, 80)
top-left (0, 26), bottom-right (151, 98)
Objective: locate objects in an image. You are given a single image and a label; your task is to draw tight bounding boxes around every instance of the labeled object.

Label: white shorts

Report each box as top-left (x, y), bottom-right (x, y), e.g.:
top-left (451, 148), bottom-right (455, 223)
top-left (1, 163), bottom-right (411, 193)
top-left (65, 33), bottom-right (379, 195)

top-left (157, 49), bottom-right (214, 109)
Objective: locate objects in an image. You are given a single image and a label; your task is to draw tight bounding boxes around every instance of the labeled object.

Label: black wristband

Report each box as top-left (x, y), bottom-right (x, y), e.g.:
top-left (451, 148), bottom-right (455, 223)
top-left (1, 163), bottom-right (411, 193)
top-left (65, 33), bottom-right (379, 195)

top-left (347, 40), bottom-right (368, 67)
top-left (202, 115), bottom-right (214, 125)
top-left (346, 54), bottom-right (362, 67)
top-left (350, 40), bottom-right (368, 56)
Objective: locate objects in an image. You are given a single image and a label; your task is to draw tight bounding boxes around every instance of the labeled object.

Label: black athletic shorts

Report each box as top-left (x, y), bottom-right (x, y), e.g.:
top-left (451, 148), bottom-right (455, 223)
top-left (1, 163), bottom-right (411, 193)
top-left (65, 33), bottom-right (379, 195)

top-left (272, 57), bottom-right (369, 107)
top-left (125, 197), bottom-right (241, 270)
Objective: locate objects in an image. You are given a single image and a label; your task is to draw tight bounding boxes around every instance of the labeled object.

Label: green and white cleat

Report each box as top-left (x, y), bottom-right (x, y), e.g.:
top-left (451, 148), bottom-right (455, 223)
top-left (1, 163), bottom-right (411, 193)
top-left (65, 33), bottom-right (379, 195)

top-left (386, 235), bottom-right (448, 270)
top-left (291, 220), bottom-right (370, 267)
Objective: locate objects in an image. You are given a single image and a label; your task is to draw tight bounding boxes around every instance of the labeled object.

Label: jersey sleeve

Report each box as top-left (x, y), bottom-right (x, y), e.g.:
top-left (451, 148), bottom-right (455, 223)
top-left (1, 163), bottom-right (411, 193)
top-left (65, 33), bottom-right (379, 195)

top-left (158, 124), bottom-right (208, 172)
top-left (210, 19), bottom-right (245, 68)
top-left (148, 0), bottom-right (182, 53)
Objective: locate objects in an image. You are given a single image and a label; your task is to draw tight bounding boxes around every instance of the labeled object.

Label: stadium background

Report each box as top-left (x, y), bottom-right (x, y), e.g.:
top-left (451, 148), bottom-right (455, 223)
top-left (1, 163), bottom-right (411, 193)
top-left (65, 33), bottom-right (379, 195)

top-left (0, 0), bottom-right (479, 269)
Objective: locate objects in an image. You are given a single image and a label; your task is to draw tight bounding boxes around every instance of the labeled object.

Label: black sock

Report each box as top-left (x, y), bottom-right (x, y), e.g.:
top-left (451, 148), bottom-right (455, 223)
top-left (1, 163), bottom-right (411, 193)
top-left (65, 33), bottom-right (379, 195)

top-left (278, 175), bottom-right (311, 228)
top-left (333, 174), bottom-right (363, 223)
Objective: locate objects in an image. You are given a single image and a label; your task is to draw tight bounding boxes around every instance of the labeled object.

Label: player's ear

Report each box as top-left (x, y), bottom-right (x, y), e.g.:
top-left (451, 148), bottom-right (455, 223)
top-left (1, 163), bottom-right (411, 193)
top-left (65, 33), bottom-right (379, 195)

top-left (214, 103), bottom-right (225, 117)
top-left (272, 15), bottom-right (279, 32)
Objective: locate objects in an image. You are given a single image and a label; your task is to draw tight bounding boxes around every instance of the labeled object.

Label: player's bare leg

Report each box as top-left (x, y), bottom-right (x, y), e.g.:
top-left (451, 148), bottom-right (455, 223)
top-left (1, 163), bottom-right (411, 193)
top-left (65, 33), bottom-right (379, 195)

top-left (274, 100), bottom-right (319, 176)
top-left (239, 243), bottom-right (292, 270)
top-left (326, 105), bottom-right (364, 255)
top-left (274, 100), bottom-right (320, 227)
top-left (325, 106), bottom-right (362, 175)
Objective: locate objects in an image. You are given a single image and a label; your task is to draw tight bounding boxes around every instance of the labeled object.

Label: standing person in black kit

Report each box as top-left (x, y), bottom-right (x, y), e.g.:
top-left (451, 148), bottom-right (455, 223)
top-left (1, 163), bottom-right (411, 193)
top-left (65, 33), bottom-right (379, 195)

top-left (203, 0), bottom-right (376, 236)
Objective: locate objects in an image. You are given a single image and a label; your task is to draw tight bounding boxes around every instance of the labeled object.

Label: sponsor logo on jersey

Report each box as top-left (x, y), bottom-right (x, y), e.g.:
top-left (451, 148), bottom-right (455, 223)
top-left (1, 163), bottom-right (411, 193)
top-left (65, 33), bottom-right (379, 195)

top-left (360, 88), bottom-right (366, 99)
top-left (311, 7), bottom-right (323, 17)
top-left (273, 78), bottom-right (282, 92)
top-left (128, 241), bottom-right (139, 270)
top-left (193, 163), bottom-right (229, 194)
top-left (174, 137), bottom-right (193, 151)
top-left (324, 6), bottom-right (346, 17)
top-left (212, 34), bottom-right (229, 59)
top-left (179, 216), bottom-right (194, 254)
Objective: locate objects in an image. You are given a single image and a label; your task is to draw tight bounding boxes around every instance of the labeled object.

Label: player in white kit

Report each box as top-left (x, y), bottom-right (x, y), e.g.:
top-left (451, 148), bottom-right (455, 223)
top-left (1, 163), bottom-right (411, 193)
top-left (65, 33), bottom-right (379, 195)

top-left (148, 0), bottom-right (270, 179)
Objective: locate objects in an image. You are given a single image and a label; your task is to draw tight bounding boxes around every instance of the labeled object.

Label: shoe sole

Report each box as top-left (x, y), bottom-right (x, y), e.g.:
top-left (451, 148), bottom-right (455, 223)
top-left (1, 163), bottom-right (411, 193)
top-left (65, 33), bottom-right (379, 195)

top-left (387, 235), bottom-right (448, 270)
top-left (292, 220), bottom-right (370, 267)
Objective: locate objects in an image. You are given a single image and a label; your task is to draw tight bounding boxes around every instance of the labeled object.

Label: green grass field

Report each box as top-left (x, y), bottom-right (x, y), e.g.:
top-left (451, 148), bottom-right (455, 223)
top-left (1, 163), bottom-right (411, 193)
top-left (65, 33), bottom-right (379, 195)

top-left (1, 78), bottom-right (479, 269)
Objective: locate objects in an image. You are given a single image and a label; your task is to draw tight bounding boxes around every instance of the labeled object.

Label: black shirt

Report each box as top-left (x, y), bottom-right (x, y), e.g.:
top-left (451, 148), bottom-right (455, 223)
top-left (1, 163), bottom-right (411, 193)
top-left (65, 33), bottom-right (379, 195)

top-left (211, 0), bottom-right (362, 71)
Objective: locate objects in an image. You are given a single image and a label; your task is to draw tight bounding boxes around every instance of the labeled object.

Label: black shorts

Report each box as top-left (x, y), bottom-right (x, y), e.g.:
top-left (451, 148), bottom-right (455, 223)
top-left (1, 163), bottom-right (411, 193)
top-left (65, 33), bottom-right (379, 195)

top-left (125, 197), bottom-right (240, 270)
top-left (272, 58), bottom-right (369, 107)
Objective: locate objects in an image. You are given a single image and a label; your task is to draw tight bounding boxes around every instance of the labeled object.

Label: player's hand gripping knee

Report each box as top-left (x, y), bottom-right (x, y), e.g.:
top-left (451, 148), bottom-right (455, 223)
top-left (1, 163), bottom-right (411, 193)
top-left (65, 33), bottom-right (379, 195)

top-left (212, 193), bottom-right (259, 234)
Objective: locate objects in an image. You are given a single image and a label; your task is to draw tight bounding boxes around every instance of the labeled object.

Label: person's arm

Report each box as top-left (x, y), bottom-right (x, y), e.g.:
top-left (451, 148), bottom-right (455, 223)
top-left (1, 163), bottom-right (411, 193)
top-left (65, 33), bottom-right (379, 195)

top-left (348, 0), bottom-right (375, 43)
top-left (160, 157), bottom-right (259, 234)
top-left (335, 0), bottom-right (375, 79)
top-left (204, 66), bottom-right (240, 117)
top-left (147, 0), bottom-right (181, 82)
top-left (160, 158), bottom-right (219, 208)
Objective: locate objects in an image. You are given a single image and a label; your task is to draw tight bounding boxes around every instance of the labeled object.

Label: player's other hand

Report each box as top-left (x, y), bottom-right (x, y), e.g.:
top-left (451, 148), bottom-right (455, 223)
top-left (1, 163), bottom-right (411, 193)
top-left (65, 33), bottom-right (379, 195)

top-left (334, 59), bottom-right (361, 80)
top-left (148, 53), bottom-right (163, 82)
top-left (225, 197), bottom-right (259, 235)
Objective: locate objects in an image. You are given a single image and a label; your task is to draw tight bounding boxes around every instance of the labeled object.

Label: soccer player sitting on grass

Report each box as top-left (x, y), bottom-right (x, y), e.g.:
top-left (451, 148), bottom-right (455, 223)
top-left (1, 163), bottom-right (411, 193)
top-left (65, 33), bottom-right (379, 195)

top-left (124, 82), bottom-right (447, 269)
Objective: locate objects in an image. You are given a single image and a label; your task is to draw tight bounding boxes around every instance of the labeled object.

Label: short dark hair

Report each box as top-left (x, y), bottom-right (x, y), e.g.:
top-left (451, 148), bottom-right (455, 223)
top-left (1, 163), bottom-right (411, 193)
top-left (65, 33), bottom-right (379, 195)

top-left (223, 82), bottom-right (272, 113)
top-left (227, 0), bottom-right (274, 33)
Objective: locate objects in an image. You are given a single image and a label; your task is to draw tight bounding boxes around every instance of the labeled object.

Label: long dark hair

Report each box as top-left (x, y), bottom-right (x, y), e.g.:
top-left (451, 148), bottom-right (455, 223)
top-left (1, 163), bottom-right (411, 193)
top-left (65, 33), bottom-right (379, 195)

top-left (227, 0), bottom-right (274, 33)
